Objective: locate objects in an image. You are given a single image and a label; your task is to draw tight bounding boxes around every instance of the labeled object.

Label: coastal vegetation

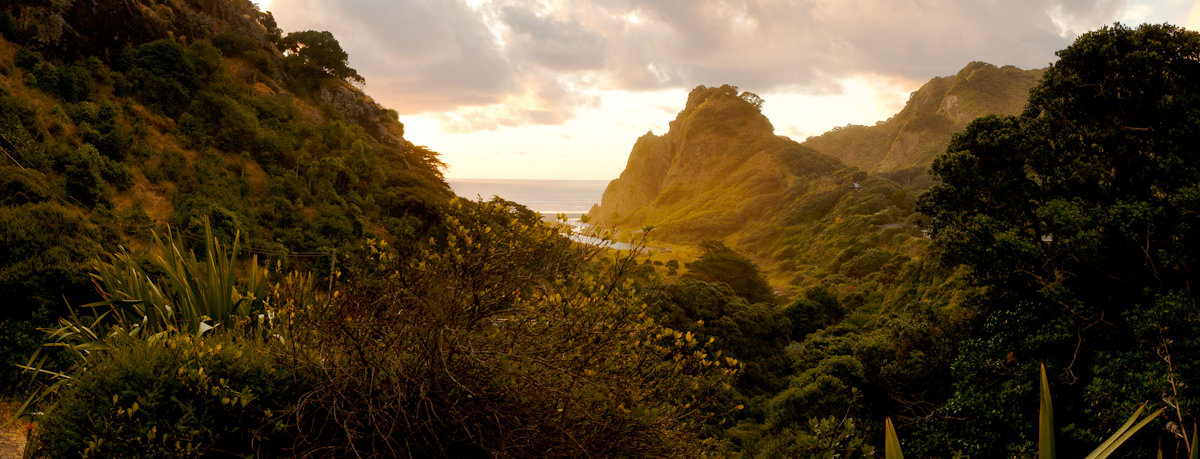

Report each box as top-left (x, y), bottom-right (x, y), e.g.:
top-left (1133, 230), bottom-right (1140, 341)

top-left (0, 0), bottom-right (1194, 456)
top-left (593, 22), bottom-right (1199, 459)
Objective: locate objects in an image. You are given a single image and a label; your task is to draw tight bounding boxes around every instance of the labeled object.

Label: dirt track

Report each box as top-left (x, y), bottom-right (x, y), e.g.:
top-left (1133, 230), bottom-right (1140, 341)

top-left (0, 400), bottom-right (27, 459)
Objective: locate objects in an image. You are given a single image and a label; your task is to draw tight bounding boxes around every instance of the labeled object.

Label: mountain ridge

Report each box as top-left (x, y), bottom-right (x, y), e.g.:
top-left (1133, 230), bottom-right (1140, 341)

top-left (803, 61), bottom-right (1043, 173)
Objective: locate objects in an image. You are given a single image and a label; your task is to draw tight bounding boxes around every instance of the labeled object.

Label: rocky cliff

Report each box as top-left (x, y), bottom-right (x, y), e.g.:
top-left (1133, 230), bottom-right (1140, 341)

top-left (590, 85), bottom-right (844, 243)
top-left (591, 63), bottom-right (1044, 281)
top-left (803, 62), bottom-right (1043, 173)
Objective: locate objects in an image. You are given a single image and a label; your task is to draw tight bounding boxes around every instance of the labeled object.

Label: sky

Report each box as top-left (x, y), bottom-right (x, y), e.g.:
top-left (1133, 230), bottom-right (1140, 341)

top-left (262, 0), bottom-right (1200, 180)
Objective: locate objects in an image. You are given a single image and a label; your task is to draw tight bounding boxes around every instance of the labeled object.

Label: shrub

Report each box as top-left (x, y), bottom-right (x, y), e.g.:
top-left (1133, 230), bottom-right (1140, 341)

top-left (276, 198), bottom-right (738, 457)
top-left (124, 40), bottom-right (201, 116)
top-left (36, 334), bottom-right (301, 458)
top-left (212, 30), bottom-right (255, 57)
top-left (62, 145), bottom-right (109, 208)
top-left (0, 202), bottom-right (105, 391)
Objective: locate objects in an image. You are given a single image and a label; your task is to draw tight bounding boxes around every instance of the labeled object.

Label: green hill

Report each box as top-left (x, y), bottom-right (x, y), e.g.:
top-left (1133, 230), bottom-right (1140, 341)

top-left (590, 64), bottom-right (1041, 288)
top-left (0, 0), bottom-right (451, 387)
top-left (590, 85), bottom-right (920, 290)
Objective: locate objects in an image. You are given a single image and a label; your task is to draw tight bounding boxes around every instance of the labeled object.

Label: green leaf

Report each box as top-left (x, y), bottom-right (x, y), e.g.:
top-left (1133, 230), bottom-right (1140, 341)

top-left (1084, 404), bottom-right (1163, 459)
top-left (1190, 424), bottom-right (1198, 459)
top-left (1040, 363), bottom-right (1056, 459)
top-left (885, 416), bottom-right (904, 459)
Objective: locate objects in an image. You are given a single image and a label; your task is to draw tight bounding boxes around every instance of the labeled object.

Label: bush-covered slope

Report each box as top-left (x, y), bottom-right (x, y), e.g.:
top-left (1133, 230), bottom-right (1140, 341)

top-left (0, 0), bottom-right (451, 390)
top-left (591, 85), bottom-right (931, 293)
top-left (591, 63), bottom-right (1041, 291)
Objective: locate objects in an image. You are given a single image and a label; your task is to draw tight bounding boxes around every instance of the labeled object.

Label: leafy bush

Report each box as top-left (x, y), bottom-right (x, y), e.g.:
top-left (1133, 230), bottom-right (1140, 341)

top-left (275, 198), bottom-right (738, 457)
top-left (123, 40), bottom-right (200, 116)
top-left (646, 278), bottom-right (793, 394)
top-left (684, 240), bottom-right (776, 304)
top-left (0, 202), bottom-right (104, 390)
top-left (36, 334), bottom-right (301, 458)
top-left (62, 144), bottom-right (110, 207)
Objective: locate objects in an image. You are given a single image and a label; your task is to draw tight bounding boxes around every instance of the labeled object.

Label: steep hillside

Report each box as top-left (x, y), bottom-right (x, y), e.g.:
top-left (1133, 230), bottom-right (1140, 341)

top-left (0, 0), bottom-right (452, 247)
top-left (803, 62), bottom-right (1042, 174)
top-left (592, 63), bottom-right (1042, 285)
top-left (591, 85), bottom-right (931, 293)
top-left (0, 0), bottom-right (451, 387)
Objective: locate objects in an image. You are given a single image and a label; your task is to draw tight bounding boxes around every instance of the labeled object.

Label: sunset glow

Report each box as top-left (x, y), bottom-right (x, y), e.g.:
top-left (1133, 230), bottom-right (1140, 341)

top-left (267, 0), bottom-right (1197, 179)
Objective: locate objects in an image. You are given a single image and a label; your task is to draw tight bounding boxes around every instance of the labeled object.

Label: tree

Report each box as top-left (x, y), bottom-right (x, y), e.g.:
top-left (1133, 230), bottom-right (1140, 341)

top-left (685, 240), bottom-right (776, 304)
top-left (281, 30), bottom-right (364, 85)
top-left (646, 278), bottom-right (793, 394)
top-left (917, 23), bottom-right (1200, 457)
top-left (740, 91), bottom-right (764, 110)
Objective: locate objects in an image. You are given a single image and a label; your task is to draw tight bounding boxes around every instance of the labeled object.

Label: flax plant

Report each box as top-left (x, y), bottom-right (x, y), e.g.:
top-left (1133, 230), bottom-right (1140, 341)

top-left (15, 218), bottom-right (277, 421)
top-left (883, 363), bottom-right (1165, 458)
top-left (89, 220), bottom-right (269, 337)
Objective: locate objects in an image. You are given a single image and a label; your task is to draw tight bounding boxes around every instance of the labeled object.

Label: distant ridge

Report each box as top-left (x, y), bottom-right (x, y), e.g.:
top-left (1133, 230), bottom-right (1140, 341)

top-left (589, 62), bottom-right (1044, 278)
top-left (803, 62), bottom-right (1043, 173)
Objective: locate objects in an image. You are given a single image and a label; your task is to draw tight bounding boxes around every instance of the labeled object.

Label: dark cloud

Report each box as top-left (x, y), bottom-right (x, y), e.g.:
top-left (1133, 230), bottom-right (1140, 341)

top-left (268, 0), bottom-right (1130, 126)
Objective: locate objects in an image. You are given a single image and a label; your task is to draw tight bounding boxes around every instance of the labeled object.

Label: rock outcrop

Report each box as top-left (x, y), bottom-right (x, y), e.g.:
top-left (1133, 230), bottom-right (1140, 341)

top-left (803, 62), bottom-right (1043, 173)
top-left (590, 84), bottom-right (844, 243)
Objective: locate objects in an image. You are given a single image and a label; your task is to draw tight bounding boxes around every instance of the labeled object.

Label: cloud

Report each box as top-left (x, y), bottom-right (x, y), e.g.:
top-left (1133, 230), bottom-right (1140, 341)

top-left (1188, 1), bottom-right (1200, 30)
top-left (267, 0), bottom-right (1133, 127)
top-left (271, 0), bottom-right (519, 113)
top-left (502, 5), bottom-right (608, 71)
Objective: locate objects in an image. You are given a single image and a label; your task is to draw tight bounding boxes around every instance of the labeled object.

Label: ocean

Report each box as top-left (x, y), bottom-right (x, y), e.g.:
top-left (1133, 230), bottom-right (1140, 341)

top-left (447, 179), bottom-right (610, 218)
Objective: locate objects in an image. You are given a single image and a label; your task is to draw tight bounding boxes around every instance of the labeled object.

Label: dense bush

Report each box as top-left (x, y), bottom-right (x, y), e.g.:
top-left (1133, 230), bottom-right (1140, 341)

top-left (0, 202), bottom-right (105, 390)
top-left (273, 199), bottom-right (738, 457)
top-left (16, 48), bottom-right (97, 102)
top-left (684, 240), bottom-right (776, 304)
top-left (36, 334), bottom-right (301, 458)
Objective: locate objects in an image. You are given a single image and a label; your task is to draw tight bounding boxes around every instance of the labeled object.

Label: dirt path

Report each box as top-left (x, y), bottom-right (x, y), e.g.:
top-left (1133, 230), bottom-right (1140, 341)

top-left (0, 400), bottom-right (28, 459)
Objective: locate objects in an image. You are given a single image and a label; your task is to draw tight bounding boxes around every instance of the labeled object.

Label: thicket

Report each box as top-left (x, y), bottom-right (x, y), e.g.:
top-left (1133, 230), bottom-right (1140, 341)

top-left (916, 23), bottom-right (1200, 457)
top-left (21, 200), bottom-right (738, 458)
top-left (38, 333), bottom-right (301, 458)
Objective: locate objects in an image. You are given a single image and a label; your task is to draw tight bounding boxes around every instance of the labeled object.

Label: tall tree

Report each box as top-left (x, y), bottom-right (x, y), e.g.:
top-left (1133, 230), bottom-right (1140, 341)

top-left (917, 23), bottom-right (1200, 457)
top-left (281, 30), bottom-right (364, 84)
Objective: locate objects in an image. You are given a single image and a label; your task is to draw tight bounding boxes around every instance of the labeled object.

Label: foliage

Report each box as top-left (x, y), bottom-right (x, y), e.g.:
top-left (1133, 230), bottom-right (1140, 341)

top-left (34, 333), bottom-right (300, 458)
top-left (684, 240), bottom-right (776, 304)
top-left (646, 278), bottom-right (792, 394)
top-left (884, 364), bottom-right (1165, 459)
top-left (281, 30), bottom-right (363, 86)
top-left (885, 417), bottom-right (903, 459)
top-left (745, 416), bottom-right (875, 459)
top-left (0, 201), bottom-right (106, 391)
top-left (275, 198), bottom-right (738, 457)
top-left (87, 220), bottom-right (269, 338)
top-left (918, 23), bottom-right (1200, 456)
top-left (122, 39), bottom-right (201, 116)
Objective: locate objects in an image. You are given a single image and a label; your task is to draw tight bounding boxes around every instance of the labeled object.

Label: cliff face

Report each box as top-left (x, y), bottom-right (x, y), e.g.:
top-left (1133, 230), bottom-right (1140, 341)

top-left (803, 62), bottom-right (1043, 173)
top-left (591, 84), bottom-right (845, 244)
top-left (591, 63), bottom-right (1044, 281)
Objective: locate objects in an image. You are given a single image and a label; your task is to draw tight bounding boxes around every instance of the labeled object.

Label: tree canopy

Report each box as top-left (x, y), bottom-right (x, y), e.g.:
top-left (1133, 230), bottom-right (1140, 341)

top-left (684, 240), bottom-right (776, 304)
top-left (282, 30), bottom-right (364, 85)
top-left (917, 23), bottom-right (1200, 456)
